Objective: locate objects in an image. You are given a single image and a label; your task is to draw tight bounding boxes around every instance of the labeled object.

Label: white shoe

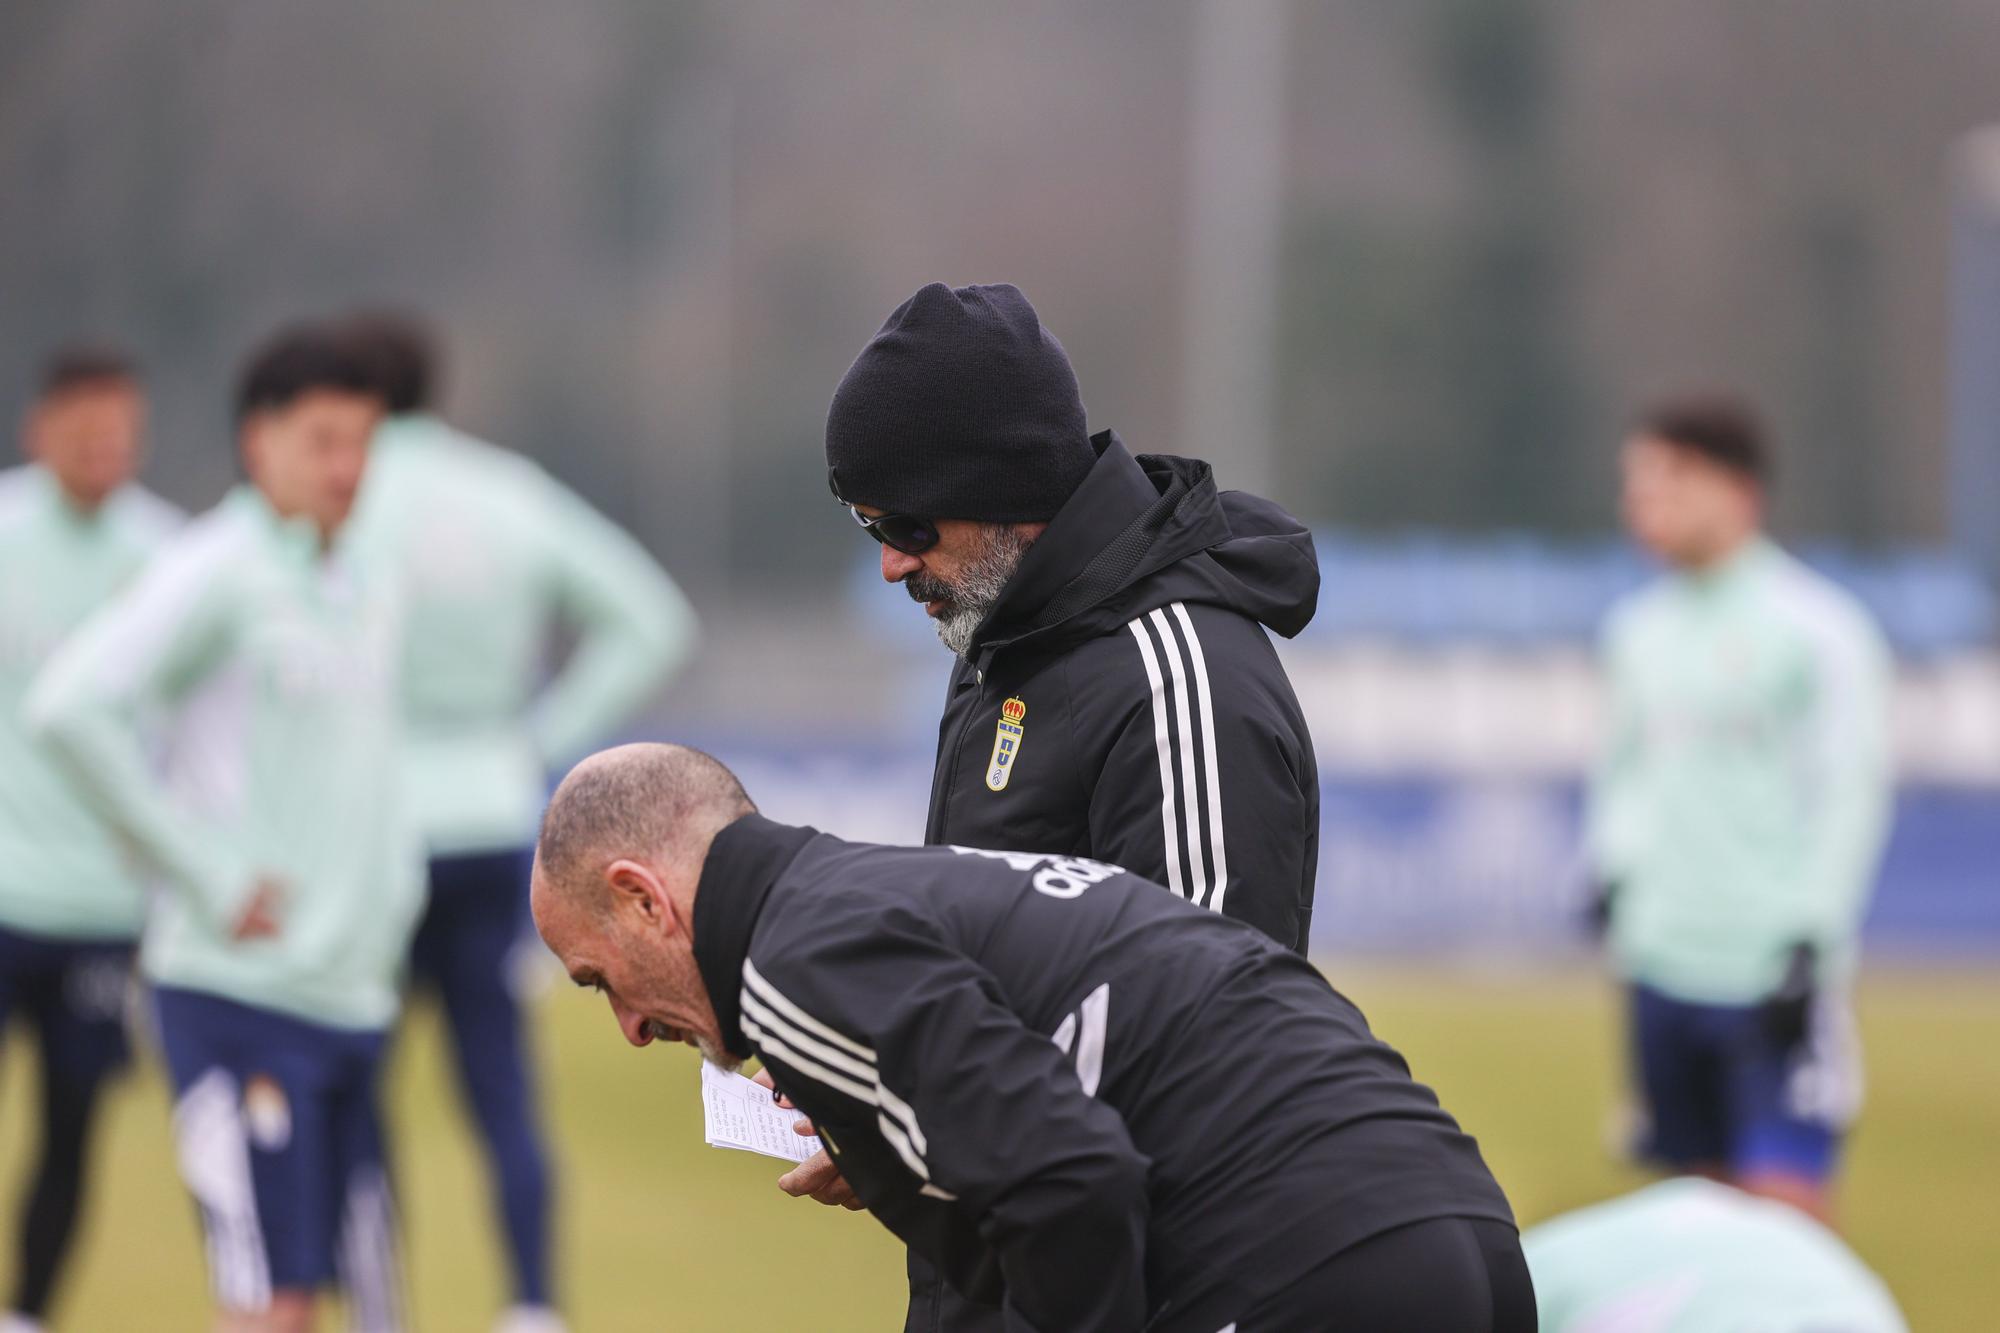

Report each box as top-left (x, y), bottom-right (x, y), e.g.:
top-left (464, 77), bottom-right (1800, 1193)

top-left (0, 1314), bottom-right (48, 1333)
top-left (494, 1306), bottom-right (569, 1333)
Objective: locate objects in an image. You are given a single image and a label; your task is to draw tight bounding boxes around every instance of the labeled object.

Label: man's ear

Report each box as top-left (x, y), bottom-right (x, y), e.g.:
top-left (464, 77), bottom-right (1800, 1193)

top-left (604, 859), bottom-right (668, 931)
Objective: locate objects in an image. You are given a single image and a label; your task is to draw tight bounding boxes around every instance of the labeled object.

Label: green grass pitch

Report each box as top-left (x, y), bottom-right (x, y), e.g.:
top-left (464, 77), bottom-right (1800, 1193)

top-left (2, 964), bottom-right (1993, 1330)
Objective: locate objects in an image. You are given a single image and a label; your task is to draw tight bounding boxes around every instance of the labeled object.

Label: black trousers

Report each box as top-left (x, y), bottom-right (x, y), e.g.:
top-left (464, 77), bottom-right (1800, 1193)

top-left (904, 1249), bottom-right (998, 1333)
top-left (1236, 1217), bottom-right (1536, 1333)
top-left (407, 849), bottom-right (555, 1307)
top-left (905, 1216), bottom-right (1536, 1332)
top-left (0, 926), bottom-right (134, 1321)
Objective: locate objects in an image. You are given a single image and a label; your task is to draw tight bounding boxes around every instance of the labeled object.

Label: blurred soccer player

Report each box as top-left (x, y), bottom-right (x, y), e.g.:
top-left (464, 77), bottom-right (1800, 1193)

top-left (0, 349), bottom-right (179, 1333)
top-left (1525, 1178), bottom-right (1907, 1331)
top-left (1587, 395), bottom-right (1893, 1223)
top-left (341, 312), bottom-right (697, 1333)
top-left (28, 324), bottom-right (420, 1333)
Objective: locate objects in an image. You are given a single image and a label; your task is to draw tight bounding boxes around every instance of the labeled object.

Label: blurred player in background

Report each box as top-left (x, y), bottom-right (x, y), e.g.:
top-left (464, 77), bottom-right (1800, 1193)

top-left (820, 281), bottom-right (1321, 1331)
top-left (1525, 1178), bottom-right (1908, 1332)
top-left (0, 349), bottom-right (179, 1333)
top-left (1587, 395), bottom-right (1894, 1223)
top-left (340, 311), bottom-right (698, 1333)
top-left (28, 324), bottom-right (419, 1333)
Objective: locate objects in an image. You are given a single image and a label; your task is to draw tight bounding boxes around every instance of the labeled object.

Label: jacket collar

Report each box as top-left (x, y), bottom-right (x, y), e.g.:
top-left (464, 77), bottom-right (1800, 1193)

top-left (982, 430), bottom-right (1160, 624)
top-left (226, 485), bottom-right (333, 568)
top-left (24, 464), bottom-right (110, 530)
top-left (373, 411), bottom-right (452, 453)
top-left (692, 813), bottom-right (820, 1061)
top-left (969, 430), bottom-right (1216, 666)
top-left (1674, 534), bottom-right (1778, 598)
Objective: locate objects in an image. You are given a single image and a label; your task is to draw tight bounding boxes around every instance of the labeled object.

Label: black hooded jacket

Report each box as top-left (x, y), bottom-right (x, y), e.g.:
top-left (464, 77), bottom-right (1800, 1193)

top-left (927, 430), bottom-right (1321, 952)
top-left (693, 816), bottom-right (1516, 1333)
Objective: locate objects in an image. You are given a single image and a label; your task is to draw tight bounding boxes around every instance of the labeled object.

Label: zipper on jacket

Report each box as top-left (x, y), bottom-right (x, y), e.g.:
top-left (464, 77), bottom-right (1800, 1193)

top-left (926, 666), bottom-right (987, 841)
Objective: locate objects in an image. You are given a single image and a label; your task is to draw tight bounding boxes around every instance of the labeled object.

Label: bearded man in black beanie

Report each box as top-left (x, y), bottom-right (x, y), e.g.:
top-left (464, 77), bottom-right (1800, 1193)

top-left (797, 282), bottom-right (1322, 1331)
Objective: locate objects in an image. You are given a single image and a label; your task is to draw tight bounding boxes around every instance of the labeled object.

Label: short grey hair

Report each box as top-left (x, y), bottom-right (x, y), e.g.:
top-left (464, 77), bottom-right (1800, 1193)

top-left (535, 743), bottom-right (756, 903)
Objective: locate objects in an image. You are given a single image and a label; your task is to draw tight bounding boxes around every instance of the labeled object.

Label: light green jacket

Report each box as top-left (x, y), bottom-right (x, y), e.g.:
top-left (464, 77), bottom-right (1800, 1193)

top-left (1525, 1179), bottom-right (1908, 1332)
top-left (0, 466), bottom-right (181, 939)
top-left (1587, 539), bottom-right (1894, 1004)
top-left (27, 488), bottom-right (424, 1030)
top-left (347, 415), bottom-right (698, 857)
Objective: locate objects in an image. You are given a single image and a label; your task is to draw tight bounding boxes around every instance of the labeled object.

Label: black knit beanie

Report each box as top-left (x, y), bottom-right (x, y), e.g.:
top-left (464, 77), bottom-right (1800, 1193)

top-left (825, 282), bottom-right (1094, 522)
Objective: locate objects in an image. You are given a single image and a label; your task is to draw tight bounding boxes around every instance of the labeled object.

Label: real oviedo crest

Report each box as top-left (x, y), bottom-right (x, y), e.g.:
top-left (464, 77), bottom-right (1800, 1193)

top-left (986, 697), bottom-right (1028, 792)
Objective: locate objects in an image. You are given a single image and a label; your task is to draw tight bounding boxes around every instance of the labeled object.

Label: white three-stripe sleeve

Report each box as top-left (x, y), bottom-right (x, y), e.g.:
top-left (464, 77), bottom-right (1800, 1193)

top-left (1149, 607), bottom-right (1210, 905)
top-left (741, 959), bottom-right (934, 1181)
top-left (1171, 601), bottom-right (1230, 913)
top-left (1126, 619), bottom-right (1189, 899)
top-left (740, 941), bottom-right (1151, 1330)
top-left (1124, 604), bottom-right (1228, 912)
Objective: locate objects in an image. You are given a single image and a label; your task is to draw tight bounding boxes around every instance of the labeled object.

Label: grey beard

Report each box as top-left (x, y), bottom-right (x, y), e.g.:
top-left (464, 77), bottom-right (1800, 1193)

top-left (908, 525), bottom-right (1035, 657)
top-left (645, 1018), bottom-right (740, 1072)
top-left (697, 1036), bottom-right (741, 1073)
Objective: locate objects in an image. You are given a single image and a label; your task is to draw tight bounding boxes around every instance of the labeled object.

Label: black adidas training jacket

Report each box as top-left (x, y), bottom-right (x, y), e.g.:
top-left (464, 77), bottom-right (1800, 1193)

top-left (925, 430), bottom-right (1321, 953)
top-left (692, 816), bottom-right (1516, 1333)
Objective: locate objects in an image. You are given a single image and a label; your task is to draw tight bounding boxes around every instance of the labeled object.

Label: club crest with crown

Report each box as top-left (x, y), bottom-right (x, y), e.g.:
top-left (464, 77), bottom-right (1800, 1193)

top-left (986, 697), bottom-right (1029, 792)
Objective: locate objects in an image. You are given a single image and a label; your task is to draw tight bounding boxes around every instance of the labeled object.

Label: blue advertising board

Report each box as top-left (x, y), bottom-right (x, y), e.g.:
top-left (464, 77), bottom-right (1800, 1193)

top-left (684, 735), bottom-right (2000, 958)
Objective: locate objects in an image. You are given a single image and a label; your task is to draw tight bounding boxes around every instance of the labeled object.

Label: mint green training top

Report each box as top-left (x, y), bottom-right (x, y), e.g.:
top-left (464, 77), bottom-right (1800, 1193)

top-left (1525, 1178), bottom-right (1908, 1332)
top-left (347, 414), bottom-right (698, 858)
top-left (27, 487), bottom-right (424, 1031)
top-left (0, 466), bottom-right (181, 939)
top-left (1587, 538), bottom-right (1894, 1005)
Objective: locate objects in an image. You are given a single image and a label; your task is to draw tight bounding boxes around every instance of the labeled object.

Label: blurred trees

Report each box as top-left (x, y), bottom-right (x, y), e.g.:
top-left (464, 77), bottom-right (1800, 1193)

top-left (3, 0), bottom-right (1997, 593)
top-left (1282, 0), bottom-right (1582, 532)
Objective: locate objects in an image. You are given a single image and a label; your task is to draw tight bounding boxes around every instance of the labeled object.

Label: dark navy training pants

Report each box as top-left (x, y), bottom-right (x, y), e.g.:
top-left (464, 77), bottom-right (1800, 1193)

top-left (1629, 982), bottom-right (1845, 1182)
top-left (0, 924), bottom-right (133, 1320)
top-left (155, 985), bottom-right (399, 1325)
top-left (408, 848), bottom-right (555, 1308)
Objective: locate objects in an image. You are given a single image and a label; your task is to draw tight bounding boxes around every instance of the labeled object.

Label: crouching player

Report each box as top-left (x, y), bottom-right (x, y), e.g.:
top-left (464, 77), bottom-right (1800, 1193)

top-left (28, 325), bottom-right (423, 1333)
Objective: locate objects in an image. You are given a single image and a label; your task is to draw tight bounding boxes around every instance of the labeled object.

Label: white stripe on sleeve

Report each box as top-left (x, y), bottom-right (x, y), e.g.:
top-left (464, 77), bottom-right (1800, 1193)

top-left (1171, 601), bottom-right (1230, 914)
top-left (1126, 617), bottom-right (1189, 899)
top-left (739, 961), bottom-right (934, 1180)
top-left (741, 987), bottom-right (878, 1085)
top-left (739, 1012), bottom-right (878, 1106)
top-left (874, 1080), bottom-right (929, 1157)
top-left (877, 1112), bottom-right (931, 1180)
top-left (743, 960), bottom-right (877, 1063)
top-left (1074, 983), bottom-right (1110, 1099)
top-left (1149, 607), bottom-right (1210, 906)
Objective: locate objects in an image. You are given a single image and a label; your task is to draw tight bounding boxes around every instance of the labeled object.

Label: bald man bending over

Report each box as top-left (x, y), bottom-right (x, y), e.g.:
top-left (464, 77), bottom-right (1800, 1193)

top-left (530, 744), bottom-right (1532, 1333)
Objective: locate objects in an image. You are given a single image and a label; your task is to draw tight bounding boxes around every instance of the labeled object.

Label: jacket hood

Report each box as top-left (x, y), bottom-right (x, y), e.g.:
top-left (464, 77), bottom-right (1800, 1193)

top-left (971, 431), bottom-right (1319, 666)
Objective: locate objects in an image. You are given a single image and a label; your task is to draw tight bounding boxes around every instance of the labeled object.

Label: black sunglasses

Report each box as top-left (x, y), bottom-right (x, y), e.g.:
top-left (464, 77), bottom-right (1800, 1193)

top-left (829, 468), bottom-right (939, 555)
top-left (847, 505), bottom-right (940, 556)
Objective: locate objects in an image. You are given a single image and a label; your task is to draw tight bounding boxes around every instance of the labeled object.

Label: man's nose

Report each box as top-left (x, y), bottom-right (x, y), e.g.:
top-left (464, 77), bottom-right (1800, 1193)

top-left (881, 544), bottom-right (923, 583)
top-left (612, 997), bottom-right (652, 1047)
